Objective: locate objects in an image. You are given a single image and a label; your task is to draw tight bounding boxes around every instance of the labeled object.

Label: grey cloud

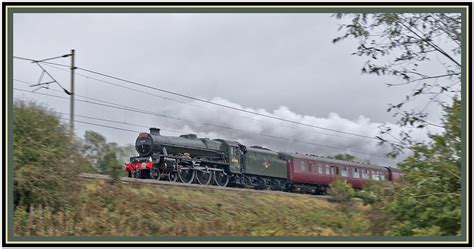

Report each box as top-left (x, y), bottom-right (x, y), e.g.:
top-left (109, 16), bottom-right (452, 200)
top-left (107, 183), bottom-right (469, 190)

top-left (153, 96), bottom-right (433, 167)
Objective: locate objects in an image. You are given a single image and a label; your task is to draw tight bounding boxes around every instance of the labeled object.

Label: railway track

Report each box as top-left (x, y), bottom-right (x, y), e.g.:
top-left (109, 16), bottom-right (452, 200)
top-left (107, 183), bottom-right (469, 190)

top-left (79, 173), bottom-right (329, 199)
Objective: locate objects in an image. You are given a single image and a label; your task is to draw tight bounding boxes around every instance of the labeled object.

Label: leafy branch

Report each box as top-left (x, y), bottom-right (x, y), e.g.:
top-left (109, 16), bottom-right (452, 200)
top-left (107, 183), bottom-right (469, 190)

top-left (333, 13), bottom-right (461, 156)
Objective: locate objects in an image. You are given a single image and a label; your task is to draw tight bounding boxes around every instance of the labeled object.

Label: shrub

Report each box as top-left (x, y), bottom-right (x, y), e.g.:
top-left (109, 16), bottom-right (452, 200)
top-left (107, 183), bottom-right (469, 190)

top-left (328, 177), bottom-right (355, 203)
top-left (13, 100), bottom-right (91, 210)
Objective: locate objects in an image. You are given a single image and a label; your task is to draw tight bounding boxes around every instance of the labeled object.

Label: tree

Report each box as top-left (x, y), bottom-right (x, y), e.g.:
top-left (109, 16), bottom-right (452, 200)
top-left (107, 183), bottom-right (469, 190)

top-left (13, 100), bottom-right (91, 209)
top-left (82, 130), bottom-right (109, 172)
top-left (385, 98), bottom-right (461, 236)
top-left (333, 13), bottom-right (461, 156)
top-left (81, 130), bottom-right (131, 180)
top-left (116, 144), bottom-right (137, 164)
top-left (98, 149), bottom-right (122, 185)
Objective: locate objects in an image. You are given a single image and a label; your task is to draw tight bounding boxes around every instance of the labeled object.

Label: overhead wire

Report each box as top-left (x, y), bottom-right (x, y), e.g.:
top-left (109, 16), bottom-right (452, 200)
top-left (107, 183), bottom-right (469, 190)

top-left (14, 86), bottom-right (397, 160)
top-left (40, 63), bottom-right (374, 141)
top-left (77, 67), bottom-right (387, 141)
top-left (57, 115), bottom-right (185, 135)
top-left (13, 55), bottom-right (398, 143)
top-left (13, 82), bottom-right (189, 136)
top-left (30, 54), bottom-right (71, 63)
top-left (59, 117), bottom-right (142, 133)
top-left (15, 79), bottom-right (148, 111)
top-left (14, 56), bottom-right (71, 68)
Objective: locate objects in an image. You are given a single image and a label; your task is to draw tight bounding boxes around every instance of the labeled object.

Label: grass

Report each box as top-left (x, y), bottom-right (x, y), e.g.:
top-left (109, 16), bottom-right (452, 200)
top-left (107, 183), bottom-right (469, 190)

top-left (14, 179), bottom-right (370, 237)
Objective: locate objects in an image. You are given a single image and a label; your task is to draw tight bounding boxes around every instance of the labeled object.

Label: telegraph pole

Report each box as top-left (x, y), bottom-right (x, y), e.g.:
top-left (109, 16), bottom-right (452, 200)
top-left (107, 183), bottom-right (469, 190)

top-left (70, 49), bottom-right (75, 135)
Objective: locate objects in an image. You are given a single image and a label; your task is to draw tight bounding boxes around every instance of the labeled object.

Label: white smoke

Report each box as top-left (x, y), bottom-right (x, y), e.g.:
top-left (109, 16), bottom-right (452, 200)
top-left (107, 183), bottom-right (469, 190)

top-left (155, 97), bottom-right (436, 167)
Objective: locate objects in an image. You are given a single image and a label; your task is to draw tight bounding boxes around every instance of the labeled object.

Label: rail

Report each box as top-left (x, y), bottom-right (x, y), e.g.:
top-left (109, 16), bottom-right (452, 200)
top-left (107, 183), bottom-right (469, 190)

top-left (78, 173), bottom-right (329, 199)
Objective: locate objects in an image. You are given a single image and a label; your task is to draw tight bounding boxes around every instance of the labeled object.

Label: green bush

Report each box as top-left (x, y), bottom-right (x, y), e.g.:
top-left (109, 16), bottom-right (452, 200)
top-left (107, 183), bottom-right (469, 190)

top-left (13, 100), bottom-right (91, 210)
top-left (328, 177), bottom-right (355, 203)
top-left (81, 130), bottom-right (128, 183)
top-left (101, 150), bottom-right (122, 185)
top-left (354, 181), bottom-right (395, 235)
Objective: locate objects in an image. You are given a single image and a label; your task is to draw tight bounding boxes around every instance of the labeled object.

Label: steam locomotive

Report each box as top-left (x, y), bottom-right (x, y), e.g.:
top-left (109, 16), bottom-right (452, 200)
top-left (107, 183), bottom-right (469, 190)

top-left (125, 128), bottom-right (402, 194)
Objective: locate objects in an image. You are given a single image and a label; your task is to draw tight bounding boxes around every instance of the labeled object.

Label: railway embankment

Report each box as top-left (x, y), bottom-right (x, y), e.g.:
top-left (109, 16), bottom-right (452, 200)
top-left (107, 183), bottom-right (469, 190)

top-left (14, 174), bottom-right (370, 236)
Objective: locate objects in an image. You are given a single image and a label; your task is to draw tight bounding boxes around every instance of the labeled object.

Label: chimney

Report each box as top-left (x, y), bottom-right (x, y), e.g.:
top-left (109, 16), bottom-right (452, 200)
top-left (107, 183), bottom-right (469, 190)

top-left (149, 128), bottom-right (161, 135)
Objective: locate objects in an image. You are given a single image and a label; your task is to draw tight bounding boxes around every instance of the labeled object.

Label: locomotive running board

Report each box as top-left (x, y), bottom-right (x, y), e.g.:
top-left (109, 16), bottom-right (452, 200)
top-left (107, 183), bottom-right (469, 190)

top-left (177, 166), bottom-right (225, 172)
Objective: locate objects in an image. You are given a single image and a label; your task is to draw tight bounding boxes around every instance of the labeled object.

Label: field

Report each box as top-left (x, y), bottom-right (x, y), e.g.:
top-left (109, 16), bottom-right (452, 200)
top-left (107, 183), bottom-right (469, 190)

top-left (13, 178), bottom-right (370, 237)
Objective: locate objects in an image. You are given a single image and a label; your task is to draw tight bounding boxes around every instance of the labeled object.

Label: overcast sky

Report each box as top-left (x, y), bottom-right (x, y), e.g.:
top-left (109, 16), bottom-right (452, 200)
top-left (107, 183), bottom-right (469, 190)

top-left (13, 13), bottom-right (449, 166)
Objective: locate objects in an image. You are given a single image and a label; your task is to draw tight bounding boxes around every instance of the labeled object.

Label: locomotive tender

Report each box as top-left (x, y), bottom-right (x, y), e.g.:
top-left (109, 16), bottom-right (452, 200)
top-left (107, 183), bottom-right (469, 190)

top-left (125, 128), bottom-right (402, 194)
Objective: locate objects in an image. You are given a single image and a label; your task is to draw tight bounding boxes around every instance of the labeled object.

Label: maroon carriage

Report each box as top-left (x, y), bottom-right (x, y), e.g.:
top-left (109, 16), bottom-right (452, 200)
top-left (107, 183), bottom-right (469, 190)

top-left (279, 152), bottom-right (398, 194)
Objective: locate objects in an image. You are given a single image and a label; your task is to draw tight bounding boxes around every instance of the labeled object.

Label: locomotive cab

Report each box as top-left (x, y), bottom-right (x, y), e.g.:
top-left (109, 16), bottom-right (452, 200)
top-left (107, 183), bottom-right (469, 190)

top-left (214, 139), bottom-right (243, 174)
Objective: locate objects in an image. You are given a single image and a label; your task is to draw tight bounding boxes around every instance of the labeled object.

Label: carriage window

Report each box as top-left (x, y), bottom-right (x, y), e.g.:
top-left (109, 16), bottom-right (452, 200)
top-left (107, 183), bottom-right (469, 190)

top-left (307, 162), bottom-right (312, 172)
top-left (341, 166), bottom-right (349, 177)
top-left (318, 165), bottom-right (324, 174)
top-left (330, 166), bottom-right (335, 175)
top-left (372, 171), bottom-right (379, 181)
top-left (352, 168), bottom-right (360, 178)
top-left (380, 173), bottom-right (385, 181)
top-left (362, 169), bottom-right (369, 179)
top-left (300, 161), bottom-right (305, 171)
top-left (326, 165), bottom-right (330, 175)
